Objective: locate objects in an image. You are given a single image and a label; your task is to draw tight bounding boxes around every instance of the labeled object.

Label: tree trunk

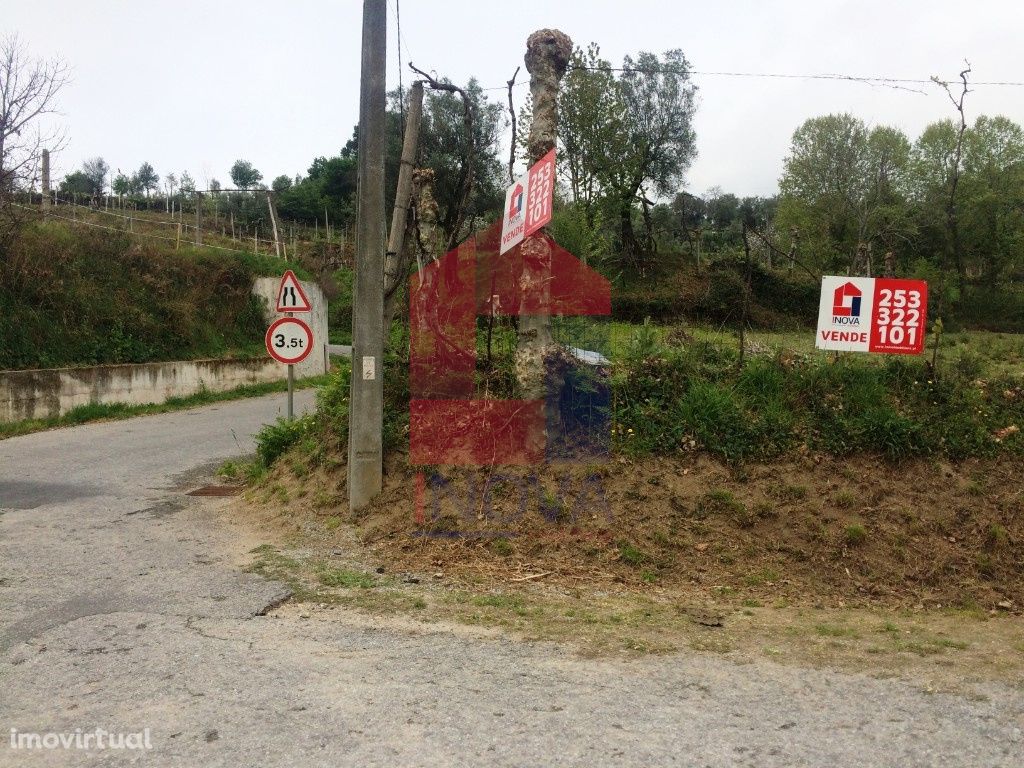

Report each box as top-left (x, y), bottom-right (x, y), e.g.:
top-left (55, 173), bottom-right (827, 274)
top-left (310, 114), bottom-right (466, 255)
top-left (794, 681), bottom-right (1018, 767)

top-left (620, 196), bottom-right (640, 266)
top-left (515, 28), bottom-right (572, 448)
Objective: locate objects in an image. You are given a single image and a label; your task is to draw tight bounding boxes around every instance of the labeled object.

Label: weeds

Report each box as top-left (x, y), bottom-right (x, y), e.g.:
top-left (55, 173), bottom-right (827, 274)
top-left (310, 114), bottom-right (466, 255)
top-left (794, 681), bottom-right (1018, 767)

top-left (844, 524), bottom-right (868, 546)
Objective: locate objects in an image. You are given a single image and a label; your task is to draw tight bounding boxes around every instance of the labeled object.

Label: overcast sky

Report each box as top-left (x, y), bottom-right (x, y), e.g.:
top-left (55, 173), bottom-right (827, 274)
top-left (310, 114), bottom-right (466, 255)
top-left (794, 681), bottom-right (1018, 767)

top-left (4, 0), bottom-right (1023, 198)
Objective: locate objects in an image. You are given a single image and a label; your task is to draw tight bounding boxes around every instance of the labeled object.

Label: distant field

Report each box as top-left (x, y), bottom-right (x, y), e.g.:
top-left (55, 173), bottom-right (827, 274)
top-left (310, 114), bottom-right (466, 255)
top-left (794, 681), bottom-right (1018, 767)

top-left (589, 320), bottom-right (1024, 377)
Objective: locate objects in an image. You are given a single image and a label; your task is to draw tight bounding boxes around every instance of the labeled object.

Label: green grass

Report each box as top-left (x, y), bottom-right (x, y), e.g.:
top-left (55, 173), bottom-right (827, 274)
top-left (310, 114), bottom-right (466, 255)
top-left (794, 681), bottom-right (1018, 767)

top-left (815, 623), bottom-right (859, 638)
top-left (609, 321), bottom-right (1023, 463)
top-left (0, 220), bottom-right (297, 370)
top-left (617, 541), bottom-right (650, 567)
top-left (0, 373), bottom-right (333, 440)
top-left (316, 566), bottom-right (375, 589)
top-left (596, 321), bottom-right (1023, 380)
top-left (844, 524), bottom-right (868, 546)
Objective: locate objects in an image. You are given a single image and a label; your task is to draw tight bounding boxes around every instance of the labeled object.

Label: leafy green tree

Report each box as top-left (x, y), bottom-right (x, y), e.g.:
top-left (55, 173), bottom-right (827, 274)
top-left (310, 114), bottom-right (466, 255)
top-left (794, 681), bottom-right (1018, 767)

top-left (707, 191), bottom-right (740, 229)
top-left (81, 157), bottom-right (109, 195)
top-left (558, 44), bottom-right (623, 220)
top-left (615, 50), bottom-right (698, 255)
top-left (960, 115), bottom-right (1024, 285)
top-left (178, 171), bottom-right (196, 196)
top-left (229, 159), bottom-right (262, 190)
top-left (58, 171), bottom-right (93, 196)
top-left (777, 114), bottom-right (913, 273)
top-left (412, 80), bottom-right (505, 246)
top-left (271, 174), bottom-right (292, 194)
top-left (111, 172), bottom-right (130, 196)
top-left (132, 162), bottom-right (159, 197)
top-left (556, 46), bottom-right (698, 265)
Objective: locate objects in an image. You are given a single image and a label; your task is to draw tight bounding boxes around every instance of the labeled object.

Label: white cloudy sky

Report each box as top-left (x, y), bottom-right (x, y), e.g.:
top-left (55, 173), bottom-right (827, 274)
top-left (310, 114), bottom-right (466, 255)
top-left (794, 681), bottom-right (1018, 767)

top-left (4, 0), bottom-right (1023, 197)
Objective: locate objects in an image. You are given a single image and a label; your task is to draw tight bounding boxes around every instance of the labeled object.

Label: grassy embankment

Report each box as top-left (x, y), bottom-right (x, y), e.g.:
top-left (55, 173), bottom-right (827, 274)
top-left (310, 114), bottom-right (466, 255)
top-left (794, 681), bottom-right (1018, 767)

top-left (0, 219), bottom-right (308, 371)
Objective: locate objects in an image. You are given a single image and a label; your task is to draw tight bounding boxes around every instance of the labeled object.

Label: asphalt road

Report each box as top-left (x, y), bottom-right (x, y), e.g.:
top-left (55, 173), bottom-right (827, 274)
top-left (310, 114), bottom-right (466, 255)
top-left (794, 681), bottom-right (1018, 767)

top-left (1, 394), bottom-right (1022, 767)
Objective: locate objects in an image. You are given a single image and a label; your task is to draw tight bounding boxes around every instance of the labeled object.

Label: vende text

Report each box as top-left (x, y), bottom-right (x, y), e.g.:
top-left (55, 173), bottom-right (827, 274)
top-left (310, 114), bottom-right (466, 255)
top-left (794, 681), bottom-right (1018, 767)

top-left (820, 330), bottom-right (868, 343)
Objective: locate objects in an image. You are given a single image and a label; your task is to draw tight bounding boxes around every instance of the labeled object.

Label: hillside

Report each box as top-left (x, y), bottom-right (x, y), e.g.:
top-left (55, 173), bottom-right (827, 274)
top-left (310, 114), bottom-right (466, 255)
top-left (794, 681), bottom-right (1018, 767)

top-left (0, 218), bottom-right (302, 370)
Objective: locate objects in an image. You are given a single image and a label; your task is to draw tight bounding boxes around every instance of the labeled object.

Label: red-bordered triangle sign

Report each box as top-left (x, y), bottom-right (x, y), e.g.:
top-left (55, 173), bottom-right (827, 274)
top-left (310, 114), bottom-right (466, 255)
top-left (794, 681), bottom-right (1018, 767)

top-left (275, 270), bottom-right (312, 312)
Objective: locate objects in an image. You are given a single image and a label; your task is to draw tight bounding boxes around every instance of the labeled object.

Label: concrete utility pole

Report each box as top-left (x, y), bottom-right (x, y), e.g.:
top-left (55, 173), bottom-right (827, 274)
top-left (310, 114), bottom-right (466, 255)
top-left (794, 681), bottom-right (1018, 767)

top-left (348, 0), bottom-right (387, 512)
top-left (41, 149), bottom-right (50, 215)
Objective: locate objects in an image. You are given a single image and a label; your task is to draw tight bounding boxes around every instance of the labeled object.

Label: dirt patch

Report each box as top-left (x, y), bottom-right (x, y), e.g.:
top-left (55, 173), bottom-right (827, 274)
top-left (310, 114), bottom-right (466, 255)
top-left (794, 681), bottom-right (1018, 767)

top-left (224, 450), bottom-right (1024, 688)
top-left (318, 452), bottom-right (1022, 613)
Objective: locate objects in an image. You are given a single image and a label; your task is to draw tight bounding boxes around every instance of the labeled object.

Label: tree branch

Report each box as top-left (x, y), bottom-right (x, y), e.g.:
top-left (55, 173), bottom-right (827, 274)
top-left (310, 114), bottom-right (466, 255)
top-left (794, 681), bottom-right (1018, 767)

top-left (506, 65), bottom-right (520, 183)
top-left (409, 62), bottom-right (475, 250)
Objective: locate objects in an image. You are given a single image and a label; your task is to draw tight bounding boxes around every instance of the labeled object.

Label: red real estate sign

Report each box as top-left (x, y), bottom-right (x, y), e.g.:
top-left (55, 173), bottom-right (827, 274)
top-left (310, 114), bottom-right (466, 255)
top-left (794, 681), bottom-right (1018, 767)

top-left (815, 276), bottom-right (928, 355)
top-left (500, 149), bottom-right (555, 255)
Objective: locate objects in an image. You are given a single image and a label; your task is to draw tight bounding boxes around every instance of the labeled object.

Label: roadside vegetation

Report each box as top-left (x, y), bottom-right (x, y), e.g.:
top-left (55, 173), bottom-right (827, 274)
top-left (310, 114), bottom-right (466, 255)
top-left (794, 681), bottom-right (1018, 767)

top-left (0, 220), bottom-right (302, 370)
top-left (0, 373), bottom-right (332, 440)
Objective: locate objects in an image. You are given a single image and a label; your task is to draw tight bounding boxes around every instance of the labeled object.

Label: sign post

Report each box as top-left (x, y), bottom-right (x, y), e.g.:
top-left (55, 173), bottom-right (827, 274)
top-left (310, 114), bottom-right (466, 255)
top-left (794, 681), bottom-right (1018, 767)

top-left (815, 276), bottom-right (928, 355)
top-left (269, 271), bottom-right (315, 419)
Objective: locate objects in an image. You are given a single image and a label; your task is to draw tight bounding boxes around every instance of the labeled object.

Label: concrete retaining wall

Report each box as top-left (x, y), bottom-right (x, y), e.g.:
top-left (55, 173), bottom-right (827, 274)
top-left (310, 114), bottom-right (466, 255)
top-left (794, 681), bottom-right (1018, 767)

top-left (0, 275), bottom-right (330, 424)
top-left (0, 357), bottom-right (289, 423)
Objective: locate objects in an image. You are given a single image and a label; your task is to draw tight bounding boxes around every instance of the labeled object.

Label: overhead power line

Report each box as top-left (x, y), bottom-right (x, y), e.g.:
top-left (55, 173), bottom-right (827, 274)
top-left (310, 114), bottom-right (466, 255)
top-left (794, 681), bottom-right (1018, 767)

top-left (568, 65), bottom-right (1024, 87)
top-left (480, 66), bottom-right (1024, 92)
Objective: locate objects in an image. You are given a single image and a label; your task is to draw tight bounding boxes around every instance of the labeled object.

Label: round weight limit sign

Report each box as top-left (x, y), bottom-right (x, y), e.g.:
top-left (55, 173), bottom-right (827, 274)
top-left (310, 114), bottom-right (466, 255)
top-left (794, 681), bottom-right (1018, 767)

top-left (265, 317), bottom-right (314, 365)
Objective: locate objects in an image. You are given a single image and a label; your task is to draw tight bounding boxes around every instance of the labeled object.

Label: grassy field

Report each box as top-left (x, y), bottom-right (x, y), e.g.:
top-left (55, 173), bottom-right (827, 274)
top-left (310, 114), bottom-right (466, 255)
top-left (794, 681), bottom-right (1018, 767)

top-left (581, 320), bottom-right (1024, 377)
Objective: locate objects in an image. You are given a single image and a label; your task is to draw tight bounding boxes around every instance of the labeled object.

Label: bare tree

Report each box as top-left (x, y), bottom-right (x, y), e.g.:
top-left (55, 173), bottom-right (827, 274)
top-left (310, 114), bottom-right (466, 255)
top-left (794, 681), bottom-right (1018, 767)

top-left (0, 34), bottom-right (69, 206)
top-left (931, 61), bottom-right (971, 289)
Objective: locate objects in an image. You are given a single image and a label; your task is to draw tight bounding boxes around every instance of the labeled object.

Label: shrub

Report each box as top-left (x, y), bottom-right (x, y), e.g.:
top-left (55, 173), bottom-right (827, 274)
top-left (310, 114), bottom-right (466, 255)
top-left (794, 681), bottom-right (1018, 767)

top-left (255, 415), bottom-right (314, 467)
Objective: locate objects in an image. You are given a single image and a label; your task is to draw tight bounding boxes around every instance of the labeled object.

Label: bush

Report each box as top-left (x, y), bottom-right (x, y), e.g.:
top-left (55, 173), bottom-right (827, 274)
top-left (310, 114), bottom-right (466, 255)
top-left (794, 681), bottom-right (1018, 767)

top-left (612, 336), bottom-right (1023, 463)
top-left (255, 416), bottom-right (314, 467)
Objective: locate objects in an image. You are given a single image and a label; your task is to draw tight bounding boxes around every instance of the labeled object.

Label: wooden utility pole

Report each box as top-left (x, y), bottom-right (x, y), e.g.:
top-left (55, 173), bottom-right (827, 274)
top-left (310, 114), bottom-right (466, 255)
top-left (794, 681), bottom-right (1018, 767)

top-left (383, 79), bottom-right (424, 326)
top-left (348, 0), bottom-right (387, 512)
top-left (41, 149), bottom-right (51, 215)
top-left (194, 193), bottom-right (202, 246)
top-left (266, 191), bottom-right (282, 259)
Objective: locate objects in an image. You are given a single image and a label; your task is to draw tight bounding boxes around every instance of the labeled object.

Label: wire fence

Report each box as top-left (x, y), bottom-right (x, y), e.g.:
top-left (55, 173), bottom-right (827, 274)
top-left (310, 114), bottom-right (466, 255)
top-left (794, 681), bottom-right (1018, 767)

top-left (8, 193), bottom-right (352, 261)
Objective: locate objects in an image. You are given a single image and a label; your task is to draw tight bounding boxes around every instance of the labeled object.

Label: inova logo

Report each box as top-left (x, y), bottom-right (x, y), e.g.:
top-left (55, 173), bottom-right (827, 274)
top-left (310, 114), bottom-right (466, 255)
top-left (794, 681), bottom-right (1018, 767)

top-left (831, 281), bottom-right (863, 325)
top-left (507, 182), bottom-right (524, 221)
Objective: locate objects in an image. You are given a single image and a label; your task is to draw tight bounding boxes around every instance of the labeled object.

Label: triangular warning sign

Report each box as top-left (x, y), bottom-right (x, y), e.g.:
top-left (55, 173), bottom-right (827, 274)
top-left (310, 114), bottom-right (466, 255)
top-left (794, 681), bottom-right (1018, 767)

top-left (275, 270), bottom-right (312, 312)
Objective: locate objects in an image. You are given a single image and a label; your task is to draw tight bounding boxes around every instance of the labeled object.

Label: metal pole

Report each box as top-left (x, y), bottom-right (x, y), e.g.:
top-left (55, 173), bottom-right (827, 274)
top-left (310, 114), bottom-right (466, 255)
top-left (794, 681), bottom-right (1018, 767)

top-left (348, 0), bottom-right (386, 511)
top-left (287, 364), bottom-right (295, 421)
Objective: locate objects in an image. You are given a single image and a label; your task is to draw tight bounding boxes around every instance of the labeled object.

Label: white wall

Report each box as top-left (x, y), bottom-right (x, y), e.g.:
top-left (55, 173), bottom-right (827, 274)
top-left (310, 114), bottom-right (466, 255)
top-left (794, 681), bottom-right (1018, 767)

top-left (0, 357), bottom-right (286, 423)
